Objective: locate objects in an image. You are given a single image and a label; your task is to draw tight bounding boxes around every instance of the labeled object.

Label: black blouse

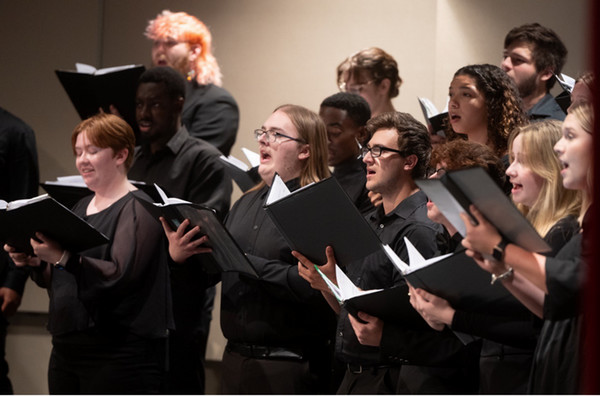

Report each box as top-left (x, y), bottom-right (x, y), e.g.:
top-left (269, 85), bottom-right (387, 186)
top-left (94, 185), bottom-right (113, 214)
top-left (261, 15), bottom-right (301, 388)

top-left (36, 190), bottom-right (174, 340)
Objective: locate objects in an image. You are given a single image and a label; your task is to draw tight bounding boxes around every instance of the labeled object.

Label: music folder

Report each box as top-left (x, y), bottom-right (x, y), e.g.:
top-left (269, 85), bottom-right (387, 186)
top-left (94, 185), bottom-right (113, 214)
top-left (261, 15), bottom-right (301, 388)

top-left (134, 189), bottom-right (258, 278)
top-left (416, 167), bottom-right (550, 254)
top-left (0, 194), bottom-right (109, 255)
top-left (263, 175), bottom-right (385, 266)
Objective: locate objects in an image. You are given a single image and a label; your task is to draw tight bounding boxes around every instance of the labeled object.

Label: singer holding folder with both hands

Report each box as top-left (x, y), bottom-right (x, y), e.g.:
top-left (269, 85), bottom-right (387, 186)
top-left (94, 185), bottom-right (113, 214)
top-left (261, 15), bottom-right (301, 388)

top-left (4, 113), bottom-right (173, 394)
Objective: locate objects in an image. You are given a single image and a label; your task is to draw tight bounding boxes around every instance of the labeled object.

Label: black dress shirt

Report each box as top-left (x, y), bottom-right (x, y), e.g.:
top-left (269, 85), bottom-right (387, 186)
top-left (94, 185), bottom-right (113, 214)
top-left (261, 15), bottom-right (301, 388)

top-left (332, 157), bottom-right (374, 216)
top-left (182, 81), bottom-right (239, 156)
top-left (128, 126), bottom-right (232, 220)
top-left (221, 180), bottom-right (336, 348)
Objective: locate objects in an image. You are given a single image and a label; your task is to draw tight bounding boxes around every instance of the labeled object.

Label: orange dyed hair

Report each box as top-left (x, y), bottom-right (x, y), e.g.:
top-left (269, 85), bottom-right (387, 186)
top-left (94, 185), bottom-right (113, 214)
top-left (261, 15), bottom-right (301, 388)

top-left (145, 10), bottom-right (223, 86)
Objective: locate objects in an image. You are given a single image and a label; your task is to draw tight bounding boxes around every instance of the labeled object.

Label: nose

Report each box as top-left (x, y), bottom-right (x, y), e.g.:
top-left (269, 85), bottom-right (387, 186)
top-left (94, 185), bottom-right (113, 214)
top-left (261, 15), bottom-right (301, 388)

top-left (501, 57), bottom-right (511, 72)
top-left (554, 137), bottom-right (565, 155)
top-left (362, 150), bottom-right (373, 164)
top-left (505, 161), bottom-right (516, 178)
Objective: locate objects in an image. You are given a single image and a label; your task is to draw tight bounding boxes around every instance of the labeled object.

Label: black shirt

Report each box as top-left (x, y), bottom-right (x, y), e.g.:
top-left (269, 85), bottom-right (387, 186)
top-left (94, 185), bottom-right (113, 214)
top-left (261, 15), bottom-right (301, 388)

top-left (182, 81), bottom-right (239, 156)
top-left (336, 191), bottom-right (468, 366)
top-left (128, 126), bottom-right (232, 220)
top-left (39, 191), bottom-right (174, 339)
top-left (221, 180), bottom-right (336, 348)
top-left (528, 93), bottom-right (566, 121)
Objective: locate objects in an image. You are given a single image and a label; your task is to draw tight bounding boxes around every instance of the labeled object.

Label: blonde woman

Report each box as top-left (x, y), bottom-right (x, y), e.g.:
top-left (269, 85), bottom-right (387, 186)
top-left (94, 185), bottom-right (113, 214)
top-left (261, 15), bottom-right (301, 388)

top-left (410, 120), bottom-right (581, 393)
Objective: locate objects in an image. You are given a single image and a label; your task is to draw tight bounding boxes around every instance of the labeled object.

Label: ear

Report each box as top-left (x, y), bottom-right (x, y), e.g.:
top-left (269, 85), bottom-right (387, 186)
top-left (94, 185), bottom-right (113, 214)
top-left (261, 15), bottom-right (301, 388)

top-left (403, 154), bottom-right (418, 171)
top-left (175, 96), bottom-right (185, 113)
top-left (189, 44), bottom-right (202, 62)
top-left (356, 126), bottom-right (368, 145)
top-left (297, 144), bottom-right (310, 161)
top-left (114, 148), bottom-right (129, 166)
top-left (378, 78), bottom-right (391, 95)
top-left (539, 66), bottom-right (554, 83)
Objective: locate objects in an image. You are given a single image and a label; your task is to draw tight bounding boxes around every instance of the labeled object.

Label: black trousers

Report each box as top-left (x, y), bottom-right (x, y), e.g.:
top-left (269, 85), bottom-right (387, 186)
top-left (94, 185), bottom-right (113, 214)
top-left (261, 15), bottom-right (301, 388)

top-left (48, 333), bottom-right (166, 395)
top-left (220, 347), bottom-right (330, 394)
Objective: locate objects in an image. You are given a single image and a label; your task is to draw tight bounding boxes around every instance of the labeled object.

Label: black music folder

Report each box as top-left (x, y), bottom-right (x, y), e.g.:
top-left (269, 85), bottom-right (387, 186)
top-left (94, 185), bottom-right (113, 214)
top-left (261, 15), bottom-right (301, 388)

top-left (316, 264), bottom-right (427, 327)
top-left (390, 239), bottom-right (523, 315)
top-left (0, 195), bottom-right (109, 255)
top-left (263, 175), bottom-right (385, 266)
top-left (41, 176), bottom-right (164, 208)
top-left (416, 167), bottom-right (550, 254)
top-left (55, 63), bottom-right (145, 129)
top-left (134, 190), bottom-right (258, 278)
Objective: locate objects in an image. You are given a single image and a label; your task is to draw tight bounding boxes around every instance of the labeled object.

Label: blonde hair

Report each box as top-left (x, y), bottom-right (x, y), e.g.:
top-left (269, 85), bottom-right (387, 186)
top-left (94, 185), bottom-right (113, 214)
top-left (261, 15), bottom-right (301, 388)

top-left (250, 105), bottom-right (330, 193)
top-left (145, 10), bottom-right (222, 86)
top-left (568, 103), bottom-right (594, 220)
top-left (508, 120), bottom-right (581, 236)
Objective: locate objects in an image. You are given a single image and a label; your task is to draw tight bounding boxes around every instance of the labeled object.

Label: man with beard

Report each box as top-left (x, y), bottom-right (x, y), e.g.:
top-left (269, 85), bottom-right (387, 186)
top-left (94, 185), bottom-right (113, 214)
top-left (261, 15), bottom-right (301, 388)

top-left (501, 23), bottom-right (567, 121)
top-left (129, 66), bottom-right (231, 394)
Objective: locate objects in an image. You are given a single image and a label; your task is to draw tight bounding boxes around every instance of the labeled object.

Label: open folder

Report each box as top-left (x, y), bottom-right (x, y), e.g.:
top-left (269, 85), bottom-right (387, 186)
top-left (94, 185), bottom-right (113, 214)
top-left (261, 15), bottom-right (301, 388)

top-left (135, 185), bottom-right (258, 278)
top-left (385, 238), bottom-right (524, 315)
top-left (219, 147), bottom-right (261, 192)
top-left (416, 167), bottom-right (550, 254)
top-left (263, 174), bottom-right (386, 266)
top-left (41, 175), bottom-right (165, 209)
top-left (55, 63), bottom-right (145, 129)
top-left (315, 263), bottom-right (428, 327)
top-left (0, 194), bottom-right (109, 255)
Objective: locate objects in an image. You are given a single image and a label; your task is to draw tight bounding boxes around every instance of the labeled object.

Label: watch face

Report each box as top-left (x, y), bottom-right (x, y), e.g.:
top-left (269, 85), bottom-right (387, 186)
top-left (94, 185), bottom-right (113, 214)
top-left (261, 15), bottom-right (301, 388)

top-left (492, 246), bottom-right (503, 261)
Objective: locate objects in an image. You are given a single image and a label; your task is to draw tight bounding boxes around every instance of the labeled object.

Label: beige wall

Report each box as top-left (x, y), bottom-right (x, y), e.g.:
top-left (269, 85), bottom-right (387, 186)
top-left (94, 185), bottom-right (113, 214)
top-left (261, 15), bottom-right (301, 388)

top-left (0, 0), bottom-right (590, 393)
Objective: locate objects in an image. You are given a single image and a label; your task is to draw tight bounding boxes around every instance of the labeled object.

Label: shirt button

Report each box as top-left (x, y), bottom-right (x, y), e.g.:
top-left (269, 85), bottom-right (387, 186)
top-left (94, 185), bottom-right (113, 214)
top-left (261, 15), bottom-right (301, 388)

top-left (379, 224), bottom-right (384, 229)
top-left (339, 332), bottom-right (343, 337)
top-left (253, 225), bottom-right (258, 230)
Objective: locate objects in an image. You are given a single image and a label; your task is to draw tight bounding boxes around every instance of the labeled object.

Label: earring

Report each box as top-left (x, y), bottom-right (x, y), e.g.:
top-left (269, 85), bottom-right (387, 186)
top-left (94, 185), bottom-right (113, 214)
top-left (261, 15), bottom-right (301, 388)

top-left (187, 69), bottom-right (196, 82)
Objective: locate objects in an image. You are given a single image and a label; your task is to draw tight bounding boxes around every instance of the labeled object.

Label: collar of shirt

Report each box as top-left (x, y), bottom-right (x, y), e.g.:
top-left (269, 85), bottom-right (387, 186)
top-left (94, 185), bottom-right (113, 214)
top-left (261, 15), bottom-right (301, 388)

top-left (369, 190), bottom-right (428, 224)
top-left (528, 93), bottom-right (566, 120)
top-left (139, 126), bottom-right (190, 157)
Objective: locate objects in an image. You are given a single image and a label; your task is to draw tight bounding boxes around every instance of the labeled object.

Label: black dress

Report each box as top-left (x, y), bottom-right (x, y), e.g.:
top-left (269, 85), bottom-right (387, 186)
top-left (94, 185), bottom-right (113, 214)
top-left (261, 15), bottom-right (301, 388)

top-left (32, 191), bottom-right (174, 394)
top-left (528, 213), bottom-right (587, 394)
top-left (450, 215), bottom-right (580, 394)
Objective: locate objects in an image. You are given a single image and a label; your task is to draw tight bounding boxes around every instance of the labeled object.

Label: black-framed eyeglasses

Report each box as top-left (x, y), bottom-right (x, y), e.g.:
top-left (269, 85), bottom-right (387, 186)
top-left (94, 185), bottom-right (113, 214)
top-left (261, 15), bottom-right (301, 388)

top-left (254, 129), bottom-right (306, 144)
top-left (360, 145), bottom-right (404, 159)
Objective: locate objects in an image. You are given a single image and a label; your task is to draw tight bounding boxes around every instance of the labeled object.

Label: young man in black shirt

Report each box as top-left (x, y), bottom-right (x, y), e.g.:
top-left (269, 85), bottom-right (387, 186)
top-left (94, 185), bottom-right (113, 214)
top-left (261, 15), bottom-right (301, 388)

top-left (129, 66), bottom-right (231, 394)
top-left (296, 112), bottom-right (478, 394)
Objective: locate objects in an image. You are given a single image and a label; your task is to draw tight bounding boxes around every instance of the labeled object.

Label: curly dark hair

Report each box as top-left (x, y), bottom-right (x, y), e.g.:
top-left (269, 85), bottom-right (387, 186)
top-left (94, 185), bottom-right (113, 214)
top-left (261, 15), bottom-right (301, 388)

top-left (504, 23), bottom-right (567, 91)
top-left (430, 139), bottom-right (506, 189)
top-left (365, 112), bottom-right (431, 179)
top-left (445, 64), bottom-right (527, 157)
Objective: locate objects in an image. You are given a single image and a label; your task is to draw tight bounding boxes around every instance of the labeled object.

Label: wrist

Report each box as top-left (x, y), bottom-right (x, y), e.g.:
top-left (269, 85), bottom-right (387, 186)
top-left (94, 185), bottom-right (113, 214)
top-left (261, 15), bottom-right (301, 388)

top-left (491, 235), bottom-right (509, 261)
top-left (490, 267), bottom-right (514, 285)
top-left (54, 250), bottom-right (70, 269)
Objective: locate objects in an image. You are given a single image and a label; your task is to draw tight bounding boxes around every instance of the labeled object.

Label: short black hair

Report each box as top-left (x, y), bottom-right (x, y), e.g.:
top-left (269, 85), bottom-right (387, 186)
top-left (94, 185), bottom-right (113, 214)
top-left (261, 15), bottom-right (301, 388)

top-left (138, 66), bottom-right (186, 100)
top-left (365, 112), bottom-right (431, 179)
top-left (504, 23), bottom-right (567, 90)
top-left (320, 92), bottom-right (371, 127)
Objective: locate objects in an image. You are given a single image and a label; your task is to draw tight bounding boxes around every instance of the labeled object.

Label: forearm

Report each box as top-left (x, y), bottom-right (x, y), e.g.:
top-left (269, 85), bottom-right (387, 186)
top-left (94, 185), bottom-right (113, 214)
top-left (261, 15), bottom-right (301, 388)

top-left (500, 271), bottom-right (544, 318)
top-left (504, 244), bottom-right (547, 293)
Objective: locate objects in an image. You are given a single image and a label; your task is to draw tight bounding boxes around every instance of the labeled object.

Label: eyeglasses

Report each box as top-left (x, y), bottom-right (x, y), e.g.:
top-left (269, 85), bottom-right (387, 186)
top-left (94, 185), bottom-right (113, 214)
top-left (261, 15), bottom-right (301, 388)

top-left (339, 80), bottom-right (375, 95)
top-left (253, 129), bottom-right (306, 144)
top-left (426, 167), bottom-right (447, 178)
top-left (360, 145), bottom-right (404, 159)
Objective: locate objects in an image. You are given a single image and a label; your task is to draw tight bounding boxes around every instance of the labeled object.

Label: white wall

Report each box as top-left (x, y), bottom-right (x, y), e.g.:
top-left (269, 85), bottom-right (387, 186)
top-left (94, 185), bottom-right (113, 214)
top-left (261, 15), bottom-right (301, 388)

top-left (0, 0), bottom-right (590, 393)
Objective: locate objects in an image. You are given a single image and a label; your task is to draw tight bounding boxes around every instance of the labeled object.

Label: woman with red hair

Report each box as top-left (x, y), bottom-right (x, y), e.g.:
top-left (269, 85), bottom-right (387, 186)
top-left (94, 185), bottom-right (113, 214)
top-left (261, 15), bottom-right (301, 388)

top-left (145, 10), bottom-right (239, 156)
